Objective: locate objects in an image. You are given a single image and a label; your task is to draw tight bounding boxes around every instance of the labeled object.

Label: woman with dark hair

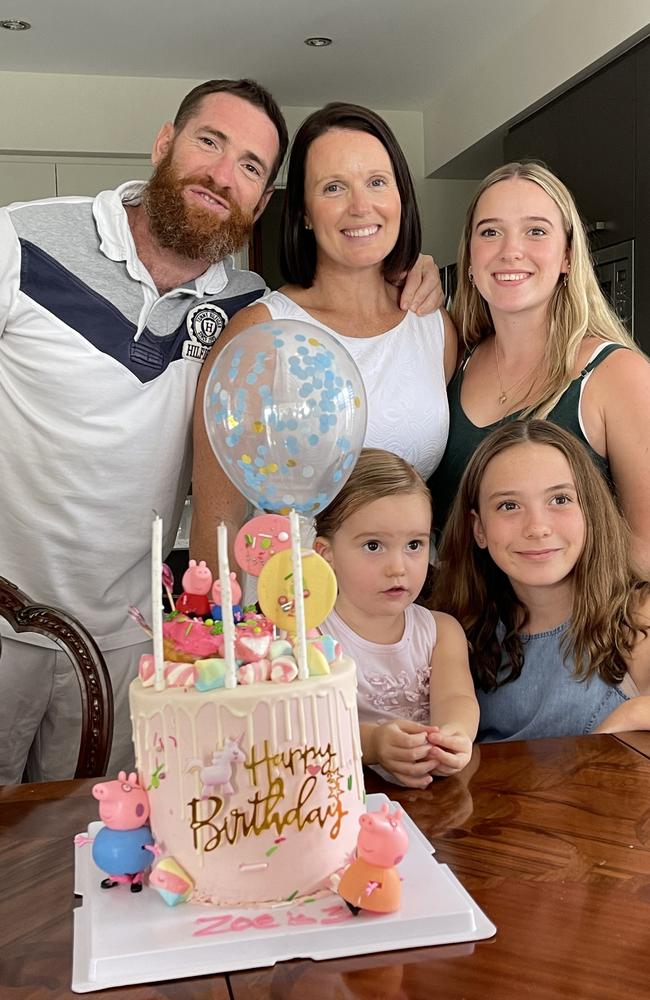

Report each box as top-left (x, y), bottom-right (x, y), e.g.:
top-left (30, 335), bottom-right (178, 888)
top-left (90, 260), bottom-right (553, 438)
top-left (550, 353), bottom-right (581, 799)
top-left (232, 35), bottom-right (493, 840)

top-left (192, 102), bottom-right (456, 570)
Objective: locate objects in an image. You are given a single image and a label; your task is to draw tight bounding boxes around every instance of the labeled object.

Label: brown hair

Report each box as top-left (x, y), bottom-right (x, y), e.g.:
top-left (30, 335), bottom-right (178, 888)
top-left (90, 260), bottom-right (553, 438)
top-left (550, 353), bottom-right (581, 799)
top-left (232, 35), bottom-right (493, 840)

top-left (280, 103), bottom-right (421, 287)
top-left (434, 420), bottom-right (649, 690)
top-left (173, 78), bottom-right (289, 185)
top-left (315, 448), bottom-right (431, 539)
top-left (452, 161), bottom-right (641, 418)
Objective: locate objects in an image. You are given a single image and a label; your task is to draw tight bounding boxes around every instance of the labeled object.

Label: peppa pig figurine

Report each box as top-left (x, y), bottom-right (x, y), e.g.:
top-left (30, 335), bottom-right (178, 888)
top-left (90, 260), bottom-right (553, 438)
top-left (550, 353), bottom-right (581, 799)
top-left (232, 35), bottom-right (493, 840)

top-left (81, 771), bottom-right (158, 892)
top-left (210, 572), bottom-right (243, 622)
top-left (176, 559), bottom-right (213, 617)
top-left (337, 803), bottom-right (408, 915)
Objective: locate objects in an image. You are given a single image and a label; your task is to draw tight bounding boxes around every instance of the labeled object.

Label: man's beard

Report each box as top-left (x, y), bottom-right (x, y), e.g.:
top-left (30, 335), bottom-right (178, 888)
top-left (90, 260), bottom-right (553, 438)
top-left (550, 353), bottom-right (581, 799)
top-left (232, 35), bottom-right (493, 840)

top-left (142, 150), bottom-right (254, 263)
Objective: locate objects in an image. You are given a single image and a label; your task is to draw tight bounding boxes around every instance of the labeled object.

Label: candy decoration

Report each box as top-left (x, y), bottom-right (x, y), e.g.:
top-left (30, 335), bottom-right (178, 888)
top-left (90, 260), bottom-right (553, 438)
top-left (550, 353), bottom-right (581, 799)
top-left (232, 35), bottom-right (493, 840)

top-left (162, 617), bottom-right (223, 660)
top-left (128, 605), bottom-right (152, 636)
top-left (269, 638), bottom-right (293, 659)
top-left (194, 657), bottom-right (227, 691)
top-left (139, 656), bottom-right (197, 688)
top-left (234, 631), bottom-right (272, 663)
top-left (270, 655), bottom-right (299, 683)
top-left (305, 643), bottom-right (330, 676)
top-left (149, 857), bottom-right (194, 906)
top-left (161, 563), bottom-right (176, 612)
top-left (234, 514), bottom-right (292, 576)
top-left (258, 547), bottom-right (337, 634)
top-left (237, 659), bottom-right (271, 685)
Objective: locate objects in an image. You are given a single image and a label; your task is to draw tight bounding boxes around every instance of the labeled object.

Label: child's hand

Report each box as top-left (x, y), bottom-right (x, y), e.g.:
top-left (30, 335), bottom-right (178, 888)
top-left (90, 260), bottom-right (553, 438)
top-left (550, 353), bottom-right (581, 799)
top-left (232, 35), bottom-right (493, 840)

top-left (425, 725), bottom-right (473, 776)
top-left (373, 719), bottom-right (438, 789)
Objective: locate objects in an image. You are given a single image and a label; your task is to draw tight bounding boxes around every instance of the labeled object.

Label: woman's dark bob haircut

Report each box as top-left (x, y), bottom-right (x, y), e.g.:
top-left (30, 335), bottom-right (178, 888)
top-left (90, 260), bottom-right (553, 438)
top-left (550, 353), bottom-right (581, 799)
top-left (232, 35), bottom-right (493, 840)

top-left (280, 102), bottom-right (421, 287)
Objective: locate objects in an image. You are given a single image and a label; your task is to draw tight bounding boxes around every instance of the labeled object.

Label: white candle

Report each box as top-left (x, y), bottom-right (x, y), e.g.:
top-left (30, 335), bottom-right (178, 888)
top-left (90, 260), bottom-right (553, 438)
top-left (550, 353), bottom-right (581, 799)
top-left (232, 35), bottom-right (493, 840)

top-left (218, 522), bottom-right (237, 688)
top-left (151, 514), bottom-right (165, 691)
top-left (290, 510), bottom-right (308, 680)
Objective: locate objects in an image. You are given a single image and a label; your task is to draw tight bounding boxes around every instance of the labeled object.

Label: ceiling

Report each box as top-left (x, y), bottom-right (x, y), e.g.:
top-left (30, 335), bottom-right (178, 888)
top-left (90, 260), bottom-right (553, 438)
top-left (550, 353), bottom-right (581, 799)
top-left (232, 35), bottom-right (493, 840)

top-left (1, 0), bottom-right (551, 110)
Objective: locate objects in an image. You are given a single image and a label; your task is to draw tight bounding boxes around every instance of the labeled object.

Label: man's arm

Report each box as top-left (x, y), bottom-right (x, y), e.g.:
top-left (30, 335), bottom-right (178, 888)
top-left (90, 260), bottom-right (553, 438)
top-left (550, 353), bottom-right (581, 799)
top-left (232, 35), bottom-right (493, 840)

top-left (190, 301), bottom-right (273, 576)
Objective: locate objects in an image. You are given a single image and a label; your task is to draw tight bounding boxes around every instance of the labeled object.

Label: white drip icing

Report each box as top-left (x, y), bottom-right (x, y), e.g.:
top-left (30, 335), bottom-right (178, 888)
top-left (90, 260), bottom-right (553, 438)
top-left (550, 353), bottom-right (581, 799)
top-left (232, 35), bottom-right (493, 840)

top-left (310, 693), bottom-right (320, 749)
top-left (283, 697), bottom-right (292, 743)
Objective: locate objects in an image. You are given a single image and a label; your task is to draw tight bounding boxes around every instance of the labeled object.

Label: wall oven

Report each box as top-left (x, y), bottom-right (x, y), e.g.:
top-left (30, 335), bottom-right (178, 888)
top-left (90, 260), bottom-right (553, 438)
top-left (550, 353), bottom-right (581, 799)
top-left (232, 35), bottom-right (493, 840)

top-left (592, 240), bottom-right (634, 334)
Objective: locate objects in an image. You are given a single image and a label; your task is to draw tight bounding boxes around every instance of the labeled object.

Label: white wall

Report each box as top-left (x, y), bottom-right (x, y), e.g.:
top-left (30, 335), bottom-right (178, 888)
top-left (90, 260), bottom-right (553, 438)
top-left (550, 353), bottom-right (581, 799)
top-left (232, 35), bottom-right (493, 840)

top-left (0, 74), bottom-right (469, 259)
top-left (423, 0), bottom-right (650, 175)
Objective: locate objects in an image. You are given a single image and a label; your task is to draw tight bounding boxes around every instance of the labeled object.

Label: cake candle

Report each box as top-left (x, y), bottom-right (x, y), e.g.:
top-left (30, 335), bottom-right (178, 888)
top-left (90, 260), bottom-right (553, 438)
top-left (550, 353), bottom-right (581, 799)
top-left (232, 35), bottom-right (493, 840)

top-left (290, 510), bottom-right (309, 680)
top-left (218, 522), bottom-right (237, 688)
top-left (151, 513), bottom-right (165, 691)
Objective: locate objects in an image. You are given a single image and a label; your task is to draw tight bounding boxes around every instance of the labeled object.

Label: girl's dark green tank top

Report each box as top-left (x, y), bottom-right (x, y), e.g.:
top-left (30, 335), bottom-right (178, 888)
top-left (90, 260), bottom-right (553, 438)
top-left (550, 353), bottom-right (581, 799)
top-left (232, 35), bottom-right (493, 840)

top-left (429, 342), bottom-right (624, 533)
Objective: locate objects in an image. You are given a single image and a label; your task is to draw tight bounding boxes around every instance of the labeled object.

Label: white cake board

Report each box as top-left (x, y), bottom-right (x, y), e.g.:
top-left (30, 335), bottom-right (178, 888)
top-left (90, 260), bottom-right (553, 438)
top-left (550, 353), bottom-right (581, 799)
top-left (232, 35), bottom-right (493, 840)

top-left (72, 793), bottom-right (495, 993)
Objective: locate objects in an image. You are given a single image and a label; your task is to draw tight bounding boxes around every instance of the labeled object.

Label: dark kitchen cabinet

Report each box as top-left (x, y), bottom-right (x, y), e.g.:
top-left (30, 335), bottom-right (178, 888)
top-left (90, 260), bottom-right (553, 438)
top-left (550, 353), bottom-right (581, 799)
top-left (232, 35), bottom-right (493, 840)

top-left (504, 40), bottom-right (650, 352)
top-left (504, 52), bottom-right (635, 250)
top-left (635, 40), bottom-right (650, 349)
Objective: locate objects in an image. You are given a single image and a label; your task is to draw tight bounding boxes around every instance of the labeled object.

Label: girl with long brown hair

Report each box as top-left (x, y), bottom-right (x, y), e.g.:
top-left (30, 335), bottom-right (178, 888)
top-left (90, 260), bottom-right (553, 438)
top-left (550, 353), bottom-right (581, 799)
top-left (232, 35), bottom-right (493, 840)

top-left (435, 420), bottom-right (650, 741)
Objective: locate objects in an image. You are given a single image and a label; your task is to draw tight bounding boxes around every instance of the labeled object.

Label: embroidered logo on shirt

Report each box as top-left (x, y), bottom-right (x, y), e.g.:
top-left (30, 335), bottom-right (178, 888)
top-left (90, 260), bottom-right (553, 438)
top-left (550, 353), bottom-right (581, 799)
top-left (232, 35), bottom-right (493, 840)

top-left (182, 304), bottom-right (229, 361)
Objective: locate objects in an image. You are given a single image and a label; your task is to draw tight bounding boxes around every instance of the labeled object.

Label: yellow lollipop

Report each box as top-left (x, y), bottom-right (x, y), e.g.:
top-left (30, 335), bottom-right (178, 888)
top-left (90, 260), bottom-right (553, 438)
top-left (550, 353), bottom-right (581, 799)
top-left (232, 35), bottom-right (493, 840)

top-left (258, 548), bottom-right (337, 633)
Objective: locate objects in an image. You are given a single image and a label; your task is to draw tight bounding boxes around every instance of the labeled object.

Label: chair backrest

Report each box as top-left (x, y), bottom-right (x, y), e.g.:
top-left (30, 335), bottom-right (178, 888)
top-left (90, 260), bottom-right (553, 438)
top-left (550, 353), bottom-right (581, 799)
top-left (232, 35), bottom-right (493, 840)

top-left (0, 576), bottom-right (114, 778)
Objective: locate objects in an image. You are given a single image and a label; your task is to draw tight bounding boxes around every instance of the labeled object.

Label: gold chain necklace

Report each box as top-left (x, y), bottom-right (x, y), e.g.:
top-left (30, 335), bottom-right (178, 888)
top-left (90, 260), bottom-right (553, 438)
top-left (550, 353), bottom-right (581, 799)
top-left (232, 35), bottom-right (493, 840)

top-left (494, 339), bottom-right (541, 406)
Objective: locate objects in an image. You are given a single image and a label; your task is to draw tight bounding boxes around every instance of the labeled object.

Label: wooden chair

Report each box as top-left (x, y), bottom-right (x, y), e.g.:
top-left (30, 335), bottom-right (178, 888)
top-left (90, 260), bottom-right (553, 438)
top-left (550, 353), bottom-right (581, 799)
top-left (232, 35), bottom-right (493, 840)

top-left (0, 576), bottom-right (114, 778)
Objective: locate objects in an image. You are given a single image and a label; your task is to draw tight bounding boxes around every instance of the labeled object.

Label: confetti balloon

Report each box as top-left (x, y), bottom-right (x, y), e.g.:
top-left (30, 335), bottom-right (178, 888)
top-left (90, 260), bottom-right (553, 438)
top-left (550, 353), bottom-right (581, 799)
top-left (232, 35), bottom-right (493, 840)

top-left (203, 320), bottom-right (367, 515)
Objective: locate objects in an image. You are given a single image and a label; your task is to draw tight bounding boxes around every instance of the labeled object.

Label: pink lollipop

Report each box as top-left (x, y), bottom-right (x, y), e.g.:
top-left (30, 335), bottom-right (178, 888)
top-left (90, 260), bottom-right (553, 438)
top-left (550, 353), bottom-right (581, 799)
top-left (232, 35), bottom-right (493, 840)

top-left (234, 514), bottom-right (292, 577)
top-left (161, 563), bottom-right (175, 611)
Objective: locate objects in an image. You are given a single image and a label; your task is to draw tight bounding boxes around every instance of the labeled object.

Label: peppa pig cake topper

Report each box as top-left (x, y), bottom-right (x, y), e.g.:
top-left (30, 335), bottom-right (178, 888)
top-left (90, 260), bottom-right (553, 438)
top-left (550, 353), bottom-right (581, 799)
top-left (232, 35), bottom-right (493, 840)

top-left (74, 771), bottom-right (159, 893)
top-left (176, 559), bottom-right (213, 618)
top-left (337, 803), bottom-right (409, 915)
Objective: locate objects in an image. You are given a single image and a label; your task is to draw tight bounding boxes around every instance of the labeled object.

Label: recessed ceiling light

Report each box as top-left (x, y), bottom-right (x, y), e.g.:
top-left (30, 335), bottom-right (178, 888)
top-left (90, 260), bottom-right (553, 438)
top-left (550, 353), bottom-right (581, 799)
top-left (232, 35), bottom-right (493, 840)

top-left (304, 36), bottom-right (332, 47)
top-left (0, 18), bottom-right (31, 30)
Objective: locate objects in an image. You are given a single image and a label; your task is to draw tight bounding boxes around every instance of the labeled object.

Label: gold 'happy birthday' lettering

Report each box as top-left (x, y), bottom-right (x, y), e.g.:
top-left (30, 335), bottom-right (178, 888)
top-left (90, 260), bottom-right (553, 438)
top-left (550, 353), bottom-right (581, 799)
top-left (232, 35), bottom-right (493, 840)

top-left (188, 740), bottom-right (347, 852)
top-left (245, 740), bottom-right (336, 787)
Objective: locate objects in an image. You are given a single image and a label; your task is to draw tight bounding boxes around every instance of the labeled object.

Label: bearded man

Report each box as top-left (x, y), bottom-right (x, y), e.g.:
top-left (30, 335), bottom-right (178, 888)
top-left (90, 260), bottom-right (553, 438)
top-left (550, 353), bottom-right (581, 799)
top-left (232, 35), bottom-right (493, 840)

top-left (0, 79), bottom-right (440, 784)
top-left (0, 79), bottom-right (289, 783)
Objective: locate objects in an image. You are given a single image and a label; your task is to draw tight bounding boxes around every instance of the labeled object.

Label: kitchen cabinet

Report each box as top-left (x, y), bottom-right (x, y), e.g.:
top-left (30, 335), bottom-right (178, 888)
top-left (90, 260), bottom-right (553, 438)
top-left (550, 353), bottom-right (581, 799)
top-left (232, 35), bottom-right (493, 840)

top-left (0, 155), bottom-right (151, 205)
top-left (504, 52), bottom-right (635, 250)
top-left (635, 40), bottom-right (650, 348)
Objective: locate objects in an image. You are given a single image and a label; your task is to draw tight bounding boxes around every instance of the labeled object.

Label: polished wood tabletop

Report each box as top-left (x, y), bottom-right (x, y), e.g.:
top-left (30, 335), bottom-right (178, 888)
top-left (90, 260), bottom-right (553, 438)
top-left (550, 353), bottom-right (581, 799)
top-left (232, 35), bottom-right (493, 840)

top-left (2, 734), bottom-right (649, 999)
top-left (614, 729), bottom-right (650, 759)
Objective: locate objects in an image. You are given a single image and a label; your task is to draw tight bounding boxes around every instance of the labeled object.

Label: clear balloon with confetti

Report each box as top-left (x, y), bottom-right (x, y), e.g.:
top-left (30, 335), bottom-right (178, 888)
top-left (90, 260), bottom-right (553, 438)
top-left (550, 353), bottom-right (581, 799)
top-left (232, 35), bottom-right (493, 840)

top-left (203, 320), bottom-right (367, 516)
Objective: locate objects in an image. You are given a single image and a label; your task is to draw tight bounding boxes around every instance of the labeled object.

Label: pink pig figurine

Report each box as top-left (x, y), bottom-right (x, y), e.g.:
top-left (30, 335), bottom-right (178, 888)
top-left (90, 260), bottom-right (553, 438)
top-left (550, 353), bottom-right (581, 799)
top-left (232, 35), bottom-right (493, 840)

top-left (210, 572), bottom-right (243, 622)
top-left (80, 771), bottom-right (158, 892)
top-left (337, 803), bottom-right (408, 914)
top-left (176, 559), bottom-right (213, 617)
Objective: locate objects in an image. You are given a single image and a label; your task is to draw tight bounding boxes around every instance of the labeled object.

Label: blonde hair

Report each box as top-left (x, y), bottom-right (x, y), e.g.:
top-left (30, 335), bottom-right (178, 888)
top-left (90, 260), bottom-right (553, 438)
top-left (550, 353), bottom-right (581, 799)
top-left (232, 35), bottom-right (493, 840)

top-left (434, 420), bottom-right (649, 690)
top-left (452, 161), bottom-right (641, 418)
top-left (315, 448), bottom-right (431, 539)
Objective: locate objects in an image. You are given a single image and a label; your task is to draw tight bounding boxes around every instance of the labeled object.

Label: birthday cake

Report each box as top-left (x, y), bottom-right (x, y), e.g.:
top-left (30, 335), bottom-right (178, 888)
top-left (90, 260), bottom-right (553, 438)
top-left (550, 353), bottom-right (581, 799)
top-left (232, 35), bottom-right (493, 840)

top-left (128, 515), bottom-right (365, 908)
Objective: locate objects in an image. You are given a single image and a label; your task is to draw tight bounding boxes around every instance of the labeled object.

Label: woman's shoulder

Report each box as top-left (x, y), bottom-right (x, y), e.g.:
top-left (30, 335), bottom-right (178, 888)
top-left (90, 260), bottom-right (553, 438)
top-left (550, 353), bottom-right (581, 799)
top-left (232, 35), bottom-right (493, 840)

top-left (579, 335), bottom-right (650, 402)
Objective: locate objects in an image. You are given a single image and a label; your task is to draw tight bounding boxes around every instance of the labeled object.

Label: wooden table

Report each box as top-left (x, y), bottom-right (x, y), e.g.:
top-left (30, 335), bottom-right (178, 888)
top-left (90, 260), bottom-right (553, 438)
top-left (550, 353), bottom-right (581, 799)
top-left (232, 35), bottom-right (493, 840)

top-left (2, 734), bottom-right (649, 999)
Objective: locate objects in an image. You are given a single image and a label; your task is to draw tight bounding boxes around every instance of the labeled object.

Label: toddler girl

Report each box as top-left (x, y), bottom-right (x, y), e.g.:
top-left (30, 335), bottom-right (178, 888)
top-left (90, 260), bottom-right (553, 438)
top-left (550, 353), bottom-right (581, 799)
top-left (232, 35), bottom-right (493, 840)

top-left (435, 420), bottom-right (650, 741)
top-left (315, 448), bottom-right (478, 788)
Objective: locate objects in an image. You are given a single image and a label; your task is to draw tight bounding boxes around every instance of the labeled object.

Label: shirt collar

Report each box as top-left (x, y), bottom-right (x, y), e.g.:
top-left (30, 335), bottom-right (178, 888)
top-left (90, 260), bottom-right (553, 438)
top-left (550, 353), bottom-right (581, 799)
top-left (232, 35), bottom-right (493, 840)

top-left (92, 180), bottom-right (228, 295)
